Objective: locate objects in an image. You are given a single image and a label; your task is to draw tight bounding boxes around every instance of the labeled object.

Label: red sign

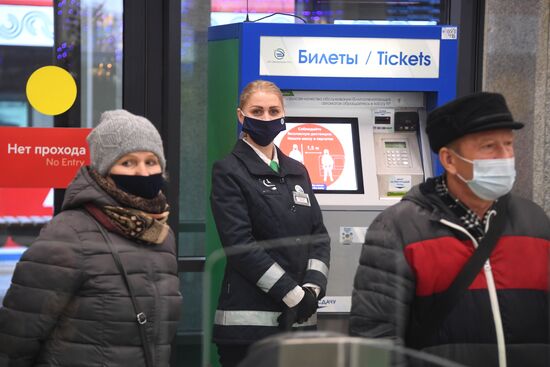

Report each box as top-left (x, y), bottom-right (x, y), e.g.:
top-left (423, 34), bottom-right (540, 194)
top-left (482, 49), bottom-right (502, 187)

top-left (279, 124), bottom-right (345, 187)
top-left (0, 127), bottom-right (91, 188)
top-left (211, 0), bottom-right (293, 13)
top-left (0, 0), bottom-right (52, 6)
top-left (0, 188), bottom-right (52, 216)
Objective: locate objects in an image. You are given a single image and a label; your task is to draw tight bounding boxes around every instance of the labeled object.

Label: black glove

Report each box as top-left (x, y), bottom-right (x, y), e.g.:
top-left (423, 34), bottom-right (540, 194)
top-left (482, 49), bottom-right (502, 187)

top-left (277, 306), bottom-right (298, 331)
top-left (295, 286), bottom-right (318, 323)
top-left (277, 287), bottom-right (319, 330)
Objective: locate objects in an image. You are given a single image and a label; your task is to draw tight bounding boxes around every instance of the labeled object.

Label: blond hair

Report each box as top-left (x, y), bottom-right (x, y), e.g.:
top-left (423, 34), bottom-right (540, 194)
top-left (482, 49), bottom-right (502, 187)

top-left (238, 80), bottom-right (284, 109)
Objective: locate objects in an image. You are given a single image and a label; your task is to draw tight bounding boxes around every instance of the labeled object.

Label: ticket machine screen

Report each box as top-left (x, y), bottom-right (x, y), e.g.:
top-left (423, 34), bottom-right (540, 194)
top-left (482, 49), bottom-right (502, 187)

top-left (274, 117), bottom-right (364, 193)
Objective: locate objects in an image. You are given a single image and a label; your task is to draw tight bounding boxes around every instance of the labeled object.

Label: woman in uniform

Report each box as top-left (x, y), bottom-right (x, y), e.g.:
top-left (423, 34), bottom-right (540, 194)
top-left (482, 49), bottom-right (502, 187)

top-left (210, 80), bottom-right (331, 367)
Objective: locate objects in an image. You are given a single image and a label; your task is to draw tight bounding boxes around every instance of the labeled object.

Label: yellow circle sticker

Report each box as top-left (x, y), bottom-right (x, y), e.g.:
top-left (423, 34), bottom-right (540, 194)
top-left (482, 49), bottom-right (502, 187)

top-left (26, 65), bottom-right (77, 116)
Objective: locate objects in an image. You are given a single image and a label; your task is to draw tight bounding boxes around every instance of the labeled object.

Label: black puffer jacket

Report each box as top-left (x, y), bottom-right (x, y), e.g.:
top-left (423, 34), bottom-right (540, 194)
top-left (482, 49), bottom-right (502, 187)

top-left (350, 178), bottom-right (550, 367)
top-left (0, 167), bottom-right (182, 367)
top-left (210, 140), bottom-right (330, 344)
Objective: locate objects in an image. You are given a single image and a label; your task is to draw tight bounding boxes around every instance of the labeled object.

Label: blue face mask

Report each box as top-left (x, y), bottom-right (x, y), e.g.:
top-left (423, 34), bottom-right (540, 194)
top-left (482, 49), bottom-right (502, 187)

top-left (110, 173), bottom-right (165, 199)
top-left (241, 113), bottom-right (286, 146)
top-left (452, 150), bottom-right (516, 201)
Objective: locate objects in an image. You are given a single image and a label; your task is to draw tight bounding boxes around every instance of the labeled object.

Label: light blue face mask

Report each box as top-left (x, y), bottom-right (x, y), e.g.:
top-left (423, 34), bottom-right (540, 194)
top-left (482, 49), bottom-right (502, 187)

top-left (451, 150), bottom-right (516, 201)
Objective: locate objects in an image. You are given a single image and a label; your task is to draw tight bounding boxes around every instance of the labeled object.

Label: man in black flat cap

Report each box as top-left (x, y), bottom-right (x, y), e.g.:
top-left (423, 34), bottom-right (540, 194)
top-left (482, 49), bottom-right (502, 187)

top-left (350, 92), bottom-right (550, 367)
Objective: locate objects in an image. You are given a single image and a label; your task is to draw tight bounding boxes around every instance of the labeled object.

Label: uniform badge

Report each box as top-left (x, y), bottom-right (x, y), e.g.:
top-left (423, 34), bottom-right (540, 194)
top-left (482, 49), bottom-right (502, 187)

top-left (262, 178), bottom-right (277, 191)
top-left (292, 191), bottom-right (311, 206)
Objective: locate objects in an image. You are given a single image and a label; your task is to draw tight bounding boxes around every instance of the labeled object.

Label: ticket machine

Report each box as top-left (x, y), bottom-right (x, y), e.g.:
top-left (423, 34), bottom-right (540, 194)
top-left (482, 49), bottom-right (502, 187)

top-left (206, 22), bottom-right (457, 337)
top-left (274, 90), bottom-right (433, 314)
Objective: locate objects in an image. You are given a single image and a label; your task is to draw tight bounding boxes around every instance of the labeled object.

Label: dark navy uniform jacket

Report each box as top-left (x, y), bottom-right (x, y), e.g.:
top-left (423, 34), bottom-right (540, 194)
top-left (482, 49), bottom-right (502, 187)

top-left (210, 139), bottom-right (330, 345)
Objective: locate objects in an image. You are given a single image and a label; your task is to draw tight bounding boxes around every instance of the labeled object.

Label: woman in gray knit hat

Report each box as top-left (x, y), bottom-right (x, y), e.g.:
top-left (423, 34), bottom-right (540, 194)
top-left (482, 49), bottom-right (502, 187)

top-left (0, 110), bottom-right (182, 367)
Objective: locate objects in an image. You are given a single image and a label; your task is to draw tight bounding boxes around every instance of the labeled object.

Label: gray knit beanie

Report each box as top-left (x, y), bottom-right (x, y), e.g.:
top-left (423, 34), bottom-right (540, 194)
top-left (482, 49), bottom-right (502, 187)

top-left (87, 109), bottom-right (166, 176)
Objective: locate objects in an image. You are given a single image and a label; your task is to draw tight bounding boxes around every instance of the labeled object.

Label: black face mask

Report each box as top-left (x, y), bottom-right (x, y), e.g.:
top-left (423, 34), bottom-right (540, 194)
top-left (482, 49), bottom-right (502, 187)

top-left (110, 173), bottom-right (164, 199)
top-left (242, 115), bottom-right (286, 146)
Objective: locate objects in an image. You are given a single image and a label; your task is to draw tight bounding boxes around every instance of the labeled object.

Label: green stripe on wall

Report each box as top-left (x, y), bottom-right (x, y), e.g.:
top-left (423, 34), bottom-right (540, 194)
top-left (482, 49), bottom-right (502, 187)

top-left (205, 37), bottom-right (240, 367)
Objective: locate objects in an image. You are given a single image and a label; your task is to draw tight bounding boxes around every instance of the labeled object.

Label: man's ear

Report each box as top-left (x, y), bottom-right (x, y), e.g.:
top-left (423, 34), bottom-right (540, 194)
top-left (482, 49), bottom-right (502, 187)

top-left (439, 147), bottom-right (458, 175)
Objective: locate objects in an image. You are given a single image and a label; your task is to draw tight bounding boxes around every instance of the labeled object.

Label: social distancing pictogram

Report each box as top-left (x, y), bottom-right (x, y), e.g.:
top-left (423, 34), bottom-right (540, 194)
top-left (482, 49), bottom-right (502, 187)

top-left (279, 123), bottom-right (345, 189)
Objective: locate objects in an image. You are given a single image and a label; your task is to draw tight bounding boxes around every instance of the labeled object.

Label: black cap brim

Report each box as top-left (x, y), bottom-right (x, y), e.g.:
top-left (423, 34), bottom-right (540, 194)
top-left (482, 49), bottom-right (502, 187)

top-left (467, 120), bottom-right (524, 134)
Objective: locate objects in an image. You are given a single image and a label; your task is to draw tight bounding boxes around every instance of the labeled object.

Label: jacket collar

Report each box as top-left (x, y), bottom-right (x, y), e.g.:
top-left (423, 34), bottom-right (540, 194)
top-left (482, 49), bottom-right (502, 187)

top-left (403, 178), bottom-right (461, 224)
top-left (403, 177), bottom-right (510, 227)
top-left (232, 139), bottom-right (303, 177)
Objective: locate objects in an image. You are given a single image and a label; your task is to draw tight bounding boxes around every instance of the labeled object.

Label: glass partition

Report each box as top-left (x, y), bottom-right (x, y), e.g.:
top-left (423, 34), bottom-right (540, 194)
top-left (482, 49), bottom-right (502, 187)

top-left (177, 1), bottom-right (447, 366)
top-left (202, 234), bottom-right (467, 367)
top-left (0, 0), bottom-right (123, 300)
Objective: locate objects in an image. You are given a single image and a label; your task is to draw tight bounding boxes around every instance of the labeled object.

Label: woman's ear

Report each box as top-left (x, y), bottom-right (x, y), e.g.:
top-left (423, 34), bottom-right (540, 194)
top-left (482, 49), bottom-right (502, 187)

top-left (439, 147), bottom-right (457, 175)
top-left (237, 108), bottom-right (244, 125)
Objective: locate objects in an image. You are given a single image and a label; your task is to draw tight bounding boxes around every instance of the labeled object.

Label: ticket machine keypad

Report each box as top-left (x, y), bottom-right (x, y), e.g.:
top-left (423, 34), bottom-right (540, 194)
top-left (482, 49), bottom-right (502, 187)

top-left (385, 148), bottom-right (411, 167)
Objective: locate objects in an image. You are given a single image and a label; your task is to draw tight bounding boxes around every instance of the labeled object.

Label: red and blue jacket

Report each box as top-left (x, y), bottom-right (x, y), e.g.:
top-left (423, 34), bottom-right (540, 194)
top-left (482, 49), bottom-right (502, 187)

top-left (350, 178), bottom-right (550, 367)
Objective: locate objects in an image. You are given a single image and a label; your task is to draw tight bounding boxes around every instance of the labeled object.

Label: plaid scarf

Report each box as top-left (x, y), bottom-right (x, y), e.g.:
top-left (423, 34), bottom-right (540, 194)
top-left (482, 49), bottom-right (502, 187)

top-left (87, 168), bottom-right (170, 245)
top-left (434, 175), bottom-right (495, 242)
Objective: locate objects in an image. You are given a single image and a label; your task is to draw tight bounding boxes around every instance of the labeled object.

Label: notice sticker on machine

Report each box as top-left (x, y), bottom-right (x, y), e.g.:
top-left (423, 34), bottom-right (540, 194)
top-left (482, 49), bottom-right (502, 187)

top-left (441, 27), bottom-right (458, 40)
top-left (388, 175), bottom-right (412, 196)
top-left (373, 108), bottom-right (394, 132)
top-left (340, 226), bottom-right (368, 245)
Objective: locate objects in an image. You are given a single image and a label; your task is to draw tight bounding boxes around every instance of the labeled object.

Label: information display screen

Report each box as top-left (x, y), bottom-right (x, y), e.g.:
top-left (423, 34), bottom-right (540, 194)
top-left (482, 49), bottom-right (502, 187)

top-left (274, 117), bottom-right (364, 193)
top-left (384, 141), bottom-right (407, 149)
